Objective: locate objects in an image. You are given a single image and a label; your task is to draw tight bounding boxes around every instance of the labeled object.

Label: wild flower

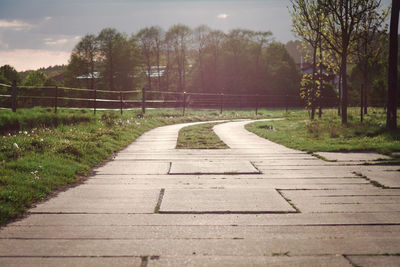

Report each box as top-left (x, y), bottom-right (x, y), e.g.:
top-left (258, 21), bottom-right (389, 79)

top-left (30, 170), bottom-right (39, 180)
top-left (40, 138), bottom-right (44, 142)
top-left (13, 143), bottom-right (19, 149)
top-left (23, 131), bottom-right (28, 135)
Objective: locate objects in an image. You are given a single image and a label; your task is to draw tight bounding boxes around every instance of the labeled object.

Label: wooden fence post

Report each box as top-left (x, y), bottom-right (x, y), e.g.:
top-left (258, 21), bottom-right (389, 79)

top-left (141, 87), bottom-right (146, 115)
top-left (54, 85), bottom-right (58, 113)
top-left (182, 92), bottom-right (186, 116)
top-left (120, 91), bottom-right (123, 115)
top-left (220, 93), bottom-right (224, 115)
top-left (360, 84), bottom-right (364, 123)
top-left (93, 89), bottom-right (97, 115)
top-left (285, 95), bottom-right (289, 113)
top-left (11, 80), bottom-right (17, 112)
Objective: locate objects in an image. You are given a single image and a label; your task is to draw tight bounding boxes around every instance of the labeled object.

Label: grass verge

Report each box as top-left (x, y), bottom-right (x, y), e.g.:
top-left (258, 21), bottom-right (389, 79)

top-left (245, 108), bottom-right (400, 155)
top-left (0, 107), bottom-right (92, 134)
top-left (176, 122), bottom-right (229, 149)
top-left (0, 107), bottom-right (284, 225)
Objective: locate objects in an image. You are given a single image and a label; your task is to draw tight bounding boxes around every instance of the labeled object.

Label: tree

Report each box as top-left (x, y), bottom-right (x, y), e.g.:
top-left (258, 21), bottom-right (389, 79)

top-left (204, 30), bottom-right (225, 92)
top-left (0, 72), bottom-right (7, 85)
top-left (137, 26), bottom-right (164, 90)
top-left (97, 28), bottom-right (123, 91)
top-left (355, 5), bottom-right (388, 116)
top-left (153, 27), bottom-right (164, 91)
top-left (193, 25), bottom-right (211, 93)
top-left (21, 71), bottom-right (48, 86)
top-left (166, 24), bottom-right (192, 92)
top-left (222, 29), bottom-right (254, 94)
top-left (0, 65), bottom-right (20, 84)
top-left (64, 54), bottom-right (88, 88)
top-left (387, 0), bottom-right (399, 129)
top-left (290, 0), bottom-right (325, 119)
top-left (320, 0), bottom-right (383, 124)
top-left (264, 42), bottom-right (301, 96)
top-left (72, 34), bottom-right (99, 89)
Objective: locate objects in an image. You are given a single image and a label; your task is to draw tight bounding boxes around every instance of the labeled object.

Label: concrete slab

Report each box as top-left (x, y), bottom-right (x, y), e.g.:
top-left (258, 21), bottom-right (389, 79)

top-left (95, 161), bottom-right (170, 175)
top-left (347, 255), bottom-right (400, 267)
top-left (148, 255), bottom-right (351, 267)
top-left (10, 212), bottom-right (400, 226)
top-left (352, 166), bottom-right (400, 188)
top-left (31, 188), bottom-right (159, 213)
top-left (213, 120), bottom-right (298, 153)
top-left (85, 177), bottom-right (368, 186)
top-left (159, 188), bottom-right (296, 213)
top-left (1, 238), bottom-right (400, 257)
top-left (2, 225), bottom-right (400, 240)
top-left (316, 152), bottom-right (391, 162)
top-left (281, 189), bottom-right (400, 213)
top-left (169, 160), bottom-right (260, 174)
top-left (0, 257), bottom-right (142, 267)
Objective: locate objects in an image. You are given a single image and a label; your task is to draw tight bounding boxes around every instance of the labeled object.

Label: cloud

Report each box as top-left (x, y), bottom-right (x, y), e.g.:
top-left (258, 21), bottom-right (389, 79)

top-left (217, 13), bottom-right (228, 19)
top-left (43, 36), bottom-right (80, 47)
top-left (0, 19), bottom-right (33, 30)
top-left (0, 49), bottom-right (70, 71)
top-left (44, 16), bottom-right (52, 21)
top-left (44, 38), bottom-right (68, 46)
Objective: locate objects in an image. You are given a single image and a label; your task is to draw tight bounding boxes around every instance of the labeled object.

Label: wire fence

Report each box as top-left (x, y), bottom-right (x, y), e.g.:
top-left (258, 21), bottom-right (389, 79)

top-left (0, 82), bottom-right (344, 115)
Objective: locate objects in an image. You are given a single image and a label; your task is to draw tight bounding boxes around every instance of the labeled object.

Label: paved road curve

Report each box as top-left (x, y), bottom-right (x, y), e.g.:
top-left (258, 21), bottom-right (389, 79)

top-left (1, 119), bottom-right (400, 266)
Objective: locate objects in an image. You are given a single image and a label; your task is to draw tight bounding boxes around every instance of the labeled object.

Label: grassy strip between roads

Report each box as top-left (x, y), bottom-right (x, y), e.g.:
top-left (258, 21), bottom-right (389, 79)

top-left (246, 108), bottom-right (400, 156)
top-left (0, 107), bottom-right (284, 225)
top-left (176, 122), bottom-right (229, 149)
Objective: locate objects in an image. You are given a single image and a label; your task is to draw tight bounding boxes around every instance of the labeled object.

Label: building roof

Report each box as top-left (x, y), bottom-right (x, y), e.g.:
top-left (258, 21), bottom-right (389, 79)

top-left (76, 72), bottom-right (100, 79)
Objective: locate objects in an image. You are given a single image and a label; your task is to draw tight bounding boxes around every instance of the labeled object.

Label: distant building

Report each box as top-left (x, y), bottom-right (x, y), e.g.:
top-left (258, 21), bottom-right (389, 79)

top-left (145, 66), bottom-right (166, 78)
top-left (298, 61), bottom-right (339, 92)
top-left (76, 72), bottom-right (100, 80)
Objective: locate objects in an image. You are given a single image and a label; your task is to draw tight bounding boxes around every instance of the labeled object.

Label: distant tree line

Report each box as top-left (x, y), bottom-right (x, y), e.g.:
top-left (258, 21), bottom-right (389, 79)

top-left (60, 25), bottom-right (301, 99)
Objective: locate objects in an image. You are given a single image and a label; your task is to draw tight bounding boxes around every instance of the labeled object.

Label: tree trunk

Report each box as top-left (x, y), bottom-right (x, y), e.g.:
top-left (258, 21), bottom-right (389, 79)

top-left (387, 0), bottom-right (399, 129)
top-left (363, 39), bottom-right (368, 115)
top-left (199, 51), bottom-right (205, 93)
top-left (109, 44), bottom-right (114, 91)
top-left (311, 46), bottom-right (317, 120)
top-left (156, 42), bottom-right (161, 91)
top-left (166, 45), bottom-right (170, 90)
top-left (90, 53), bottom-right (95, 90)
top-left (147, 65), bottom-right (152, 91)
top-left (360, 83), bottom-right (364, 123)
top-left (338, 73), bottom-right (342, 116)
top-left (364, 84), bottom-right (368, 114)
top-left (318, 39), bottom-right (323, 119)
top-left (341, 49), bottom-right (348, 124)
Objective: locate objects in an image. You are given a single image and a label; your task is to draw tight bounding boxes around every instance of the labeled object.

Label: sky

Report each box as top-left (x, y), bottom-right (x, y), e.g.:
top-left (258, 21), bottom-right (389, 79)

top-left (0, 0), bottom-right (393, 71)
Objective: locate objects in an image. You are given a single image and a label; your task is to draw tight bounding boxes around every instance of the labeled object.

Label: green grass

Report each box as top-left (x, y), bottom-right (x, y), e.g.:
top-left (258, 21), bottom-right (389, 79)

top-left (176, 122), bottom-right (229, 149)
top-left (0, 107), bottom-right (283, 225)
top-left (0, 107), bottom-right (92, 134)
top-left (246, 108), bottom-right (400, 155)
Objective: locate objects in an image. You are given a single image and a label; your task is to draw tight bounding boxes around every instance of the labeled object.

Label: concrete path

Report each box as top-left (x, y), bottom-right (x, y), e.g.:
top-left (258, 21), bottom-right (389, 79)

top-left (1, 119), bottom-right (400, 266)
